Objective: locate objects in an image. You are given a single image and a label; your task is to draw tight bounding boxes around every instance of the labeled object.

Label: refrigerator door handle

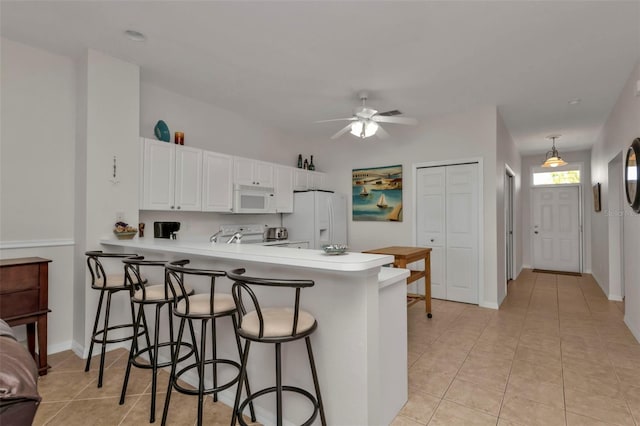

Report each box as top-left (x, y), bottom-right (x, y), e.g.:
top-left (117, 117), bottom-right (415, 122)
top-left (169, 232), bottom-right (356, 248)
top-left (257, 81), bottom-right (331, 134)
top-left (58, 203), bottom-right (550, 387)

top-left (328, 197), bottom-right (334, 243)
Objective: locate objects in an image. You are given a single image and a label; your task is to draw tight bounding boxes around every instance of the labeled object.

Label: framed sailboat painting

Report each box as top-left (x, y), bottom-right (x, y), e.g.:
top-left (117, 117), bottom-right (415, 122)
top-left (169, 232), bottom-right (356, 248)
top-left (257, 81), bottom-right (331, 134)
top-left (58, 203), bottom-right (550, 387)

top-left (352, 165), bottom-right (403, 222)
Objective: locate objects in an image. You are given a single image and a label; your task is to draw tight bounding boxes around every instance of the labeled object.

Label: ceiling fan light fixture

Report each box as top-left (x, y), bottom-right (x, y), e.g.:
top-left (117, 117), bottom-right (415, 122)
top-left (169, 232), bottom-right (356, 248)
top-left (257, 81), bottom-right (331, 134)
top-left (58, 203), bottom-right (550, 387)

top-left (350, 120), bottom-right (378, 138)
top-left (541, 135), bottom-right (568, 168)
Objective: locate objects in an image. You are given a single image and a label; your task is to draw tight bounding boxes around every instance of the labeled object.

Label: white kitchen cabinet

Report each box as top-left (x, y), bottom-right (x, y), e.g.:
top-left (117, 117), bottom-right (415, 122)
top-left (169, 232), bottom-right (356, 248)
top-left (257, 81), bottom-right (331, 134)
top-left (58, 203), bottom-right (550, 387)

top-left (274, 166), bottom-right (294, 213)
top-left (141, 138), bottom-right (202, 211)
top-left (293, 169), bottom-right (326, 191)
top-left (293, 169), bottom-right (309, 191)
top-left (308, 171), bottom-right (325, 190)
top-left (202, 151), bottom-right (234, 212)
top-left (234, 157), bottom-right (274, 187)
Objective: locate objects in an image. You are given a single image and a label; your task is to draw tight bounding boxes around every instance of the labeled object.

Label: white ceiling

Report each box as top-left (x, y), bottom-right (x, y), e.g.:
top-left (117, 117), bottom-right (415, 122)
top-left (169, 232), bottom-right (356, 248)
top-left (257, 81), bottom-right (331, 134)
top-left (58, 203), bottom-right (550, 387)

top-left (2, 1), bottom-right (638, 154)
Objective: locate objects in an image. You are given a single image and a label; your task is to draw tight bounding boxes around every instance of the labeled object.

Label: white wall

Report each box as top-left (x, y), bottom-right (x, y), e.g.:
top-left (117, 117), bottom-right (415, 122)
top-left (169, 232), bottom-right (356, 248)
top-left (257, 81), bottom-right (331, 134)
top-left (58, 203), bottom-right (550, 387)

top-left (590, 62), bottom-right (640, 341)
top-left (305, 106), bottom-right (501, 308)
top-left (74, 50), bottom-right (140, 354)
top-left (496, 111), bottom-right (522, 305)
top-left (138, 83), bottom-right (303, 238)
top-left (0, 38), bottom-right (76, 351)
top-left (140, 82), bottom-right (300, 163)
top-left (520, 149), bottom-right (593, 274)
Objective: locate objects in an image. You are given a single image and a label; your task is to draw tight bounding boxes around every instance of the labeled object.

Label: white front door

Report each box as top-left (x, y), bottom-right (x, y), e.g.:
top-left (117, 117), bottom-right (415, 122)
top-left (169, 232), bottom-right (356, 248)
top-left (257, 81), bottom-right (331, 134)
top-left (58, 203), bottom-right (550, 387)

top-left (417, 163), bottom-right (479, 304)
top-left (532, 186), bottom-right (580, 273)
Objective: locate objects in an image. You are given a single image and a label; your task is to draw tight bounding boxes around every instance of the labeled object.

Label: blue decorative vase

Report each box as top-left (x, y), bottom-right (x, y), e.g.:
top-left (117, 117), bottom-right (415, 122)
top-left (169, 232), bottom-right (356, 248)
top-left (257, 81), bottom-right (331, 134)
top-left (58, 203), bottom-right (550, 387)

top-left (154, 120), bottom-right (170, 142)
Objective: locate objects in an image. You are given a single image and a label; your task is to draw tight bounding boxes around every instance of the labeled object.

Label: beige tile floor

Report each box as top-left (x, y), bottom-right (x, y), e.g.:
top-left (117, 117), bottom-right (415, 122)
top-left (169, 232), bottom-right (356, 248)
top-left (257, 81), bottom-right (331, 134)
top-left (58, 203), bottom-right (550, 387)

top-left (34, 270), bottom-right (638, 425)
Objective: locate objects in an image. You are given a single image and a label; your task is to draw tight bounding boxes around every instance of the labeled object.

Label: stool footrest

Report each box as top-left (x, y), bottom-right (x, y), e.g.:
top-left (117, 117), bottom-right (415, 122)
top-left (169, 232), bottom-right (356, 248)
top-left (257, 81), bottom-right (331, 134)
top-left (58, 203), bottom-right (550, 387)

top-left (237, 385), bottom-right (320, 426)
top-left (172, 358), bottom-right (241, 396)
top-left (91, 324), bottom-right (145, 345)
top-left (131, 341), bottom-right (195, 370)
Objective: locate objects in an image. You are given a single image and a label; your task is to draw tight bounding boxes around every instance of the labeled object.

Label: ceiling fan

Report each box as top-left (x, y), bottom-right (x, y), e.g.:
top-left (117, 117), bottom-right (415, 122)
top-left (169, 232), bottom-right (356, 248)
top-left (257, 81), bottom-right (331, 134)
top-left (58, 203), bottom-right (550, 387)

top-left (316, 91), bottom-right (417, 140)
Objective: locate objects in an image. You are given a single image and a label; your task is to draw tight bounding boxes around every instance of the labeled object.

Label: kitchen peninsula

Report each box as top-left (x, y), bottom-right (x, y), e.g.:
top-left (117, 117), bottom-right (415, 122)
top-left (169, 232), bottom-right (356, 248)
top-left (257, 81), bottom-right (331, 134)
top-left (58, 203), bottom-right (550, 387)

top-left (100, 238), bottom-right (409, 426)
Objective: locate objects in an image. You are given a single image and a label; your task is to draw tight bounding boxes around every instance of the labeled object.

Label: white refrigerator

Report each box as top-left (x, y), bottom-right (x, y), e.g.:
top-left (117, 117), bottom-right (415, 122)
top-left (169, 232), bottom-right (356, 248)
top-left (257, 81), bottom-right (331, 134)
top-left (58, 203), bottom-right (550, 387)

top-left (283, 191), bottom-right (347, 249)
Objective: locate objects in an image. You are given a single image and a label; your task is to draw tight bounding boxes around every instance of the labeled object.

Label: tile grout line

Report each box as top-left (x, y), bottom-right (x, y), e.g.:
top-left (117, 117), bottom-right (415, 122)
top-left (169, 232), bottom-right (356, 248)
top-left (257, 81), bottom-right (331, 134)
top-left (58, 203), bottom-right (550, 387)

top-left (41, 399), bottom-right (73, 426)
top-left (117, 392), bottom-right (145, 426)
top-left (495, 271), bottom-right (534, 424)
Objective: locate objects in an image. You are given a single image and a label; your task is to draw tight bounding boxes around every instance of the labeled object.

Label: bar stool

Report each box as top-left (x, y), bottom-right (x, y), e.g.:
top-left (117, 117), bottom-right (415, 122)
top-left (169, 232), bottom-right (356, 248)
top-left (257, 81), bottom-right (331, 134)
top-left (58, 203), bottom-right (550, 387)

top-left (84, 251), bottom-right (144, 388)
top-left (227, 268), bottom-right (327, 426)
top-left (161, 260), bottom-right (256, 426)
top-left (118, 256), bottom-right (196, 423)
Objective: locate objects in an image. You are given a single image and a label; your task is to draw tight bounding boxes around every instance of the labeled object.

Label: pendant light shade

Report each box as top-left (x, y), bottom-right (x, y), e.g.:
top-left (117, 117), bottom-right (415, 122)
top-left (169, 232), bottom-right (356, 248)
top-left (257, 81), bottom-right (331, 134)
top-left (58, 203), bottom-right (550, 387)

top-left (542, 135), bottom-right (568, 168)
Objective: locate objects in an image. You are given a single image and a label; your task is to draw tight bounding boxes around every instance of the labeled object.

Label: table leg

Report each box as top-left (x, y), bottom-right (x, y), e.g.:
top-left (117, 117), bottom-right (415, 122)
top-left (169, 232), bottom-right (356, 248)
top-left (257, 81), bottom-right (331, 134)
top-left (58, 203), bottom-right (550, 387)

top-left (425, 252), bottom-right (432, 318)
top-left (37, 316), bottom-right (48, 375)
top-left (26, 322), bottom-right (36, 359)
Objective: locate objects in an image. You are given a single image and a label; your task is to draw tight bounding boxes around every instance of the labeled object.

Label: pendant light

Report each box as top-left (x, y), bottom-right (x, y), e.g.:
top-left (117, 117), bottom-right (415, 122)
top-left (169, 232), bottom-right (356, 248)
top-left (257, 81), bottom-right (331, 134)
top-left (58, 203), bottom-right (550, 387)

top-left (542, 135), bottom-right (568, 168)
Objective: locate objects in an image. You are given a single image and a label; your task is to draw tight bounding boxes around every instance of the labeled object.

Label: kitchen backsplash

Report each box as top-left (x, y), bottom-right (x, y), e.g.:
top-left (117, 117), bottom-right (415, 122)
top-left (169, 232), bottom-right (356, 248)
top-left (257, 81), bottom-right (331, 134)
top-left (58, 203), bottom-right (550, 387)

top-left (139, 210), bottom-right (282, 241)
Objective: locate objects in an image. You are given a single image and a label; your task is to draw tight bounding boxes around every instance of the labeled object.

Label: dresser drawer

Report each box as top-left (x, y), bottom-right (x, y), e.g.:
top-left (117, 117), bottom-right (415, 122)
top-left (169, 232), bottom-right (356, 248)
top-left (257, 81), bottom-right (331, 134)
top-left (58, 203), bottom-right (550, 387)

top-left (0, 289), bottom-right (40, 319)
top-left (0, 264), bottom-right (39, 293)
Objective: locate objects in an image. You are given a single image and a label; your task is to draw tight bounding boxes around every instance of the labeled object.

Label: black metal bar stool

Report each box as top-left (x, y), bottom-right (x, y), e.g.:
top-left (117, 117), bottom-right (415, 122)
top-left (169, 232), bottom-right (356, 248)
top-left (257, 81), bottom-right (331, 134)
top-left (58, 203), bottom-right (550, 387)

top-left (161, 260), bottom-right (256, 426)
top-left (228, 268), bottom-right (327, 426)
top-left (118, 256), bottom-right (197, 423)
top-left (84, 251), bottom-right (144, 388)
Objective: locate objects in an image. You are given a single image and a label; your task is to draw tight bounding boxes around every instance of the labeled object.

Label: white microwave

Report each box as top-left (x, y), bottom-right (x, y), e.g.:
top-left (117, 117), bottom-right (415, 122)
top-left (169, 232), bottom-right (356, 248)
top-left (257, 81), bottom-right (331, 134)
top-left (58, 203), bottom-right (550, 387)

top-left (233, 184), bottom-right (276, 214)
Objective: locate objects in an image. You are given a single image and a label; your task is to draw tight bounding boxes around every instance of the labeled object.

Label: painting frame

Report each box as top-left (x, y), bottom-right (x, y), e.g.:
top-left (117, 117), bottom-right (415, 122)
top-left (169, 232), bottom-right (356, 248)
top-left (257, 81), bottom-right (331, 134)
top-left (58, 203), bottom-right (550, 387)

top-left (352, 165), bottom-right (403, 222)
top-left (593, 182), bottom-right (601, 212)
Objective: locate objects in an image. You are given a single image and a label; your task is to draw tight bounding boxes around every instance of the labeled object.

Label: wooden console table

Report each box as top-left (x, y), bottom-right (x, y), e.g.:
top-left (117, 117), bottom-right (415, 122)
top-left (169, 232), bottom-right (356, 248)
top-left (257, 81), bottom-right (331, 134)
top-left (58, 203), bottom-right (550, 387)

top-left (0, 257), bottom-right (51, 375)
top-left (363, 246), bottom-right (432, 318)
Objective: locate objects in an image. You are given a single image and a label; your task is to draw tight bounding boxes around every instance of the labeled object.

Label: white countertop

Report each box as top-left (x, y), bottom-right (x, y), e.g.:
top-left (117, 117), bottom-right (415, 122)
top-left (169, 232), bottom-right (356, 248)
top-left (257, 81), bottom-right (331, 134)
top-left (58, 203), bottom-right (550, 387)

top-left (378, 266), bottom-right (410, 289)
top-left (100, 237), bottom-right (394, 272)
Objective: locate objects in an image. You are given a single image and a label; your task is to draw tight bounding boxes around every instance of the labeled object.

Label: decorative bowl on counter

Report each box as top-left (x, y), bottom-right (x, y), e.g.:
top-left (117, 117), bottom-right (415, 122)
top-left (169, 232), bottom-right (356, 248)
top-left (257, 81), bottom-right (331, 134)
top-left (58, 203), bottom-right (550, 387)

top-left (114, 231), bottom-right (137, 240)
top-left (322, 244), bottom-right (348, 255)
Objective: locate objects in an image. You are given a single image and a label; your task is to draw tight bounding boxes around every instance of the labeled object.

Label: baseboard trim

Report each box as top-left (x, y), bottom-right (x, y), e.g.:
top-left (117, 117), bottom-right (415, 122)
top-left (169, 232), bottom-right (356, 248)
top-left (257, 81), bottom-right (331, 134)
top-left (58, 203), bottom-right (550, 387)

top-left (48, 340), bottom-right (73, 355)
top-left (624, 316), bottom-right (640, 344)
top-left (608, 294), bottom-right (624, 302)
top-left (480, 301), bottom-right (499, 310)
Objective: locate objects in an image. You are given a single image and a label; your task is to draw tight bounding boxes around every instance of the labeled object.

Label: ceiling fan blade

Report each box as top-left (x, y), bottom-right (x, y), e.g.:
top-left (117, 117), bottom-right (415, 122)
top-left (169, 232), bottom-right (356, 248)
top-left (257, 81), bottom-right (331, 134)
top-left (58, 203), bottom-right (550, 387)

top-left (330, 123), bottom-right (354, 140)
top-left (375, 125), bottom-right (389, 139)
top-left (315, 117), bottom-right (356, 123)
top-left (378, 109), bottom-right (402, 117)
top-left (372, 115), bottom-right (418, 125)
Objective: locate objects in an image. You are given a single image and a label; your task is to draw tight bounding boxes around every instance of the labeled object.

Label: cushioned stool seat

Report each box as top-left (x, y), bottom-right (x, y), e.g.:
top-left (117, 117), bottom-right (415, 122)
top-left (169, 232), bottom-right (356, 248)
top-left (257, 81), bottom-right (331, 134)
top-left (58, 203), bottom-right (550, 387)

top-left (161, 260), bottom-right (255, 426)
top-left (84, 251), bottom-right (142, 388)
top-left (241, 308), bottom-right (316, 338)
top-left (228, 268), bottom-right (326, 426)
top-left (120, 256), bottom-right (196, 423)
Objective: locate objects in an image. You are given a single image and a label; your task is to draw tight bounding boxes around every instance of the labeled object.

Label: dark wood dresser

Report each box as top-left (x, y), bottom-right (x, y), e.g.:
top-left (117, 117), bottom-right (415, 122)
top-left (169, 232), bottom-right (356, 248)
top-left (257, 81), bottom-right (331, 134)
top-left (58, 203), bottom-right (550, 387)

top-left (0, 257), bottom-right (51, 375)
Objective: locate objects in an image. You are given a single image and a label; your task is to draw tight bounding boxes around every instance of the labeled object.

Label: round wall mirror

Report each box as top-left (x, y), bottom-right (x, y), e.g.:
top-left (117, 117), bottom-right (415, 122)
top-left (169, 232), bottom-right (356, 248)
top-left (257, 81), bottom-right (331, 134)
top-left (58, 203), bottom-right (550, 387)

top-left (625, 138), bottom-right (640, 213)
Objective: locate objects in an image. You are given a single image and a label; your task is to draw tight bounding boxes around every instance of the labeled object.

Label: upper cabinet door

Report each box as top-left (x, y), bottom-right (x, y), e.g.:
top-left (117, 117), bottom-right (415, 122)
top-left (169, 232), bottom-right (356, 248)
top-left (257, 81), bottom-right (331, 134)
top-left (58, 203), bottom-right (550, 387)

top-left (202, 151), bottom-right (233, 212)
top-left (174, 145), bottom-right (202, 211)
top-left (142, 139), bottom-right (175, 210)
top-left (233, 158), bottom-right (274, 187)
top-left (255, 161), bottom-right (274, 187)
top-left (274, 165), bottom-right (294, 213)
top-left (293, 169), bottom-right (309, 191)
top-left (233, 157), bottom-right (256, 186)
top-left (309, 172), bottom-right (325, 190)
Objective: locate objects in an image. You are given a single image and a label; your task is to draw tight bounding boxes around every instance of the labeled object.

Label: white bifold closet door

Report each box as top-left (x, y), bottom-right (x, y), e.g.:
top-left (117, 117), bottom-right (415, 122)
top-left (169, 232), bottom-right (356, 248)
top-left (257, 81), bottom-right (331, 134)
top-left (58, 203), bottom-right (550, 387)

top-left (417, 163), bottom-right (479, 304)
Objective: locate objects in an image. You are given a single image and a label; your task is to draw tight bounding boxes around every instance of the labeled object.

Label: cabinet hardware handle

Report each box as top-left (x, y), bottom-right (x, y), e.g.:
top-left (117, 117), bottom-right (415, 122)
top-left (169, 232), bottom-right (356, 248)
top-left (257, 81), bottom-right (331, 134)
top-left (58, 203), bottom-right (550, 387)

top-left (177, 206), bottom-right (181, 210)
top-left (171, 206), bottom-right (175, 209)
top-left (430, 239), bottom-right (434, 242)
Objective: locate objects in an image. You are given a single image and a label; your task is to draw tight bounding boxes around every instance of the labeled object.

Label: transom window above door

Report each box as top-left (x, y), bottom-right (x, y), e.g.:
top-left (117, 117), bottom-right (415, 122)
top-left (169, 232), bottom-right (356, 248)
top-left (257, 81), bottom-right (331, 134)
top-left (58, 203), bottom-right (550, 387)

top-left (532, 164), bottom-right (581, 186)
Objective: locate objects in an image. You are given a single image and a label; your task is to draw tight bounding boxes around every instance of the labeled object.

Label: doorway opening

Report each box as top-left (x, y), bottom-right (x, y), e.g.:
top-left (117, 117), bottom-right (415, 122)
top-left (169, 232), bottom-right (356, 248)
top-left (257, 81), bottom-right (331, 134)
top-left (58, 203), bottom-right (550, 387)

top-left (608, 152), bottom-right (625, 302)
top-left (505, 167), bottom-right (515, 287)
